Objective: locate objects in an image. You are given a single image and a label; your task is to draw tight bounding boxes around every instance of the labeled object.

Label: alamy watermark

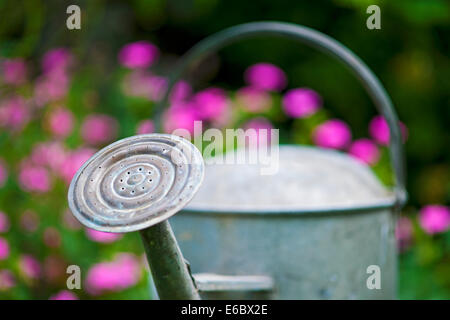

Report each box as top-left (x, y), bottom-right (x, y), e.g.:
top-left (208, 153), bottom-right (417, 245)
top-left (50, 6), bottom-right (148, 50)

top-left (366, 265), bottom-right (381, 290)
top-left (170, 121), bottom-right (280, 176)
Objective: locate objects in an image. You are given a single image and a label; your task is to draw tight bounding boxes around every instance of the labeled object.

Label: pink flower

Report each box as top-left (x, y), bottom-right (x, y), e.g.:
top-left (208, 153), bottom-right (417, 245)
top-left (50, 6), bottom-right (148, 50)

top-left (42, 48), bottom-right (73, 74)
top-left (34, 70), bottom-right (70, 106)
top-left (85, 228), bottom-right (123, 243)
top-left (2, 58), bottom-right (27, 85)
top-left (43, 227), bottom-right (61, 248)
top-left (369, 115), bottom-right (408, 146)
top-left (18, 165), bottom-right (51, 193)
top-left (0, 212), bottom-right (10, 233)
top-left (170, 81), bottom-right (192, 103)
top-left (19, 254), bottom-right (41, 279)
top-left (58, 148), bottom-right (95, 184)
top-left (236, 86), bottom-right (271, 113)
top-left (282, 88), bottom-right (321, 118)
top-left (348, 139), bottom-right (380, 165)
top-left (313, 119), bottom-right (352, 150)
top-left (118, 41), bottom-right (159, 69)
top-left (20, 210), bottom-right (39, 232)
top-left (0, 96), bottom-right (30, 131)
top-left (0, 158), bottom-right (7, 188)
top-left (136, 120), bottom-right (154, 135)
top-left (419, 205), bottom-right (450, 235)
top-left (30, 142), bottom-right (67, 172)
top-left (63, 209), bottom-right (82, 230)
top-left (395, 216), bottom-right (414, 251)
top-left (193, 87), bottom-right (229, 121)
top-left (47, 108), bottom-right (74, 138)
top-left (0, 269), bottom-right (15, 291)
top-left (0, 237), bottom-right (9, 260)
top-left (244, 63), bottom-right (287, 91)
top-left (49, 290), bottom-right (78, 300)
top-left (121, 70), bottom-right (152, 98)
top-left (81, 114), bottom-right (118, 145)
top-left (148, 75), bottom-right (168, 101)
top-left (163, 103), bottom-right (199, 135)
top-left (43, 255), bottom-right (66, 284)
top-left (242, 117), bottom-right (274, 147)
top-left (86, 253), bottom-right (141, 295)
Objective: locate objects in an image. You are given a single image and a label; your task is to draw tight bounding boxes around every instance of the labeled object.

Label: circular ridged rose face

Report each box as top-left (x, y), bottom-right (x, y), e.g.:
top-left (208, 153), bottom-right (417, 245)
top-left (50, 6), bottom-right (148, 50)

top-left (68, 134), bottom-right (204, 233)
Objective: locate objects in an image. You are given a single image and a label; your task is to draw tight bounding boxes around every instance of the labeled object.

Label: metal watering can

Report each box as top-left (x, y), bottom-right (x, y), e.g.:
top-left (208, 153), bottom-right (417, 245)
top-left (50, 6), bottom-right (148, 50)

top-left (68, 22), bottom-right (407, 300)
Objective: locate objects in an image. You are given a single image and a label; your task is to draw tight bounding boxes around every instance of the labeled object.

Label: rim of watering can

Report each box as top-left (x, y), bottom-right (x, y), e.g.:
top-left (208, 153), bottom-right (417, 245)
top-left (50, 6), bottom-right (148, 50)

top-left (154, 21), bottom-right (407, 209)
top-left (181, 199), bottom-right (397, 216)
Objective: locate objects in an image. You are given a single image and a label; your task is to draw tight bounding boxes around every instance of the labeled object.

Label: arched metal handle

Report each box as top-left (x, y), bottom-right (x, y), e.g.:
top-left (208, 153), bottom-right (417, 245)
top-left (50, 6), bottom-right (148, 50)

top-left (155, 21), bottom-right (407, 207)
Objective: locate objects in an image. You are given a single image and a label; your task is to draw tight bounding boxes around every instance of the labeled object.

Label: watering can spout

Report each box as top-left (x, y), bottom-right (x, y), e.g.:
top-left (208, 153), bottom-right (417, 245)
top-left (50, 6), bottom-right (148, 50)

top-left (140, 220), bottom-right (200, 300)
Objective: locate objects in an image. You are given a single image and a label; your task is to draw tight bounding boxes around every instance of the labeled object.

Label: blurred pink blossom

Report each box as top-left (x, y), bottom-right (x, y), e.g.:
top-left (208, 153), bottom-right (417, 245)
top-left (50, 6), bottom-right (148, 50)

top-left (236, 86), bottom-right (271, 113)
top-left (243, 117), bottom-right (274, 147)
top-left (0, 158), bottom-right (7, 187)
top-left (348, 139), bottom-right (380, 165)
top-left (43, 227), bottom-right (61, 248)
top-left (31, 142), bottom-right (67, 172)
top-left (18, 165), bottom-right (51, 193)
top-left (0, 237), bottom-right (9, 260)
top-left (85, 228), bottom-right (123, 243)
top-left (58, 148), bottom-right (96, 184)
top-left (44, 255), bottom-right (67, 284)
top-left (81, 114), bottom-right (118, 146)
top-left (19, 254), bottom-right (41, 279)
top-left (244, 63), bottom-right (287, 91)
top-left (163, 103), bottom-right (198, 135)
top-left (118, 41), bottom-right (159, 69)
top-left (282, 88), bottom-right (321, 118)
top-left (2, 58), bottom-right (27, 85)
top-left (42, 48), bottom-right (73, 74)
top-left (369, 115), bottom-right (408, 146)
top-left (48, 107), bottom-right (74, 138)
top-left (0, 96), bottom-right (30, 131)
top-left (122, 70), bottom-right (153, 99)
top-left (20, 210), bottom-right (39, 232)
top-left (170, 81), bottom-right (192, 103)
top-left (63, 209), bottom-right (82, 230)
top-left (193, 87), bottom-right (229, 121)
top-left (136, 119), bottom-right (154, 135)
top-left (313, 119), bottom-right (352, 150)
top-left (0, 269), bottom-right (15, 291)
top-left (419, 205), bottom-right (450, 235)
top-left (396, 216), bottom-right (414, 251)
top-left (49, 290), bottom-right (78, 300)
top-left (0, 212), bottom-right (10, 233)
top-left (86, 253), bottom-right (141, 295)
top-left (34, 70), bottom-right (70, 106)
top-left (148, 75), bottom-right (168, 101)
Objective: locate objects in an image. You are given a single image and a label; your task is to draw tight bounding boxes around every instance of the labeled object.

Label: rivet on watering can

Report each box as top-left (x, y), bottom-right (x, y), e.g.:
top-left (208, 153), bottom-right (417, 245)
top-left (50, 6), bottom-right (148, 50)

top-left (68, 134), bottom-right (204, 299)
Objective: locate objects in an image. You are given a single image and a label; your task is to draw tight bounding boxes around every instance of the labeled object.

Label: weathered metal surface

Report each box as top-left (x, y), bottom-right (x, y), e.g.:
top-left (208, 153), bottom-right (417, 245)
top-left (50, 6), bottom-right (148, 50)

top-left (170, 146), bottom-right (397, 299)
top-left (68, 134), bottom-right (204, 233)
top-left (186, 146), bottom-right (395, 213)
top-left (141, 220), bottom-right (200, 300)
top-left (193, 274), bottom-right (274, 300)
top-left (193, 273), bottom-right (274, 292)
top-left (68, 133), bottom-right (204, 300)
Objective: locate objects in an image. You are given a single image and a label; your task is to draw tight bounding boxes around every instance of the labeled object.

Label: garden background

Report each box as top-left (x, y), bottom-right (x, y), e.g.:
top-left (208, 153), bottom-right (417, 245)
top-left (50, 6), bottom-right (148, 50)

top-left (0, 0), bottom-right (449, 299)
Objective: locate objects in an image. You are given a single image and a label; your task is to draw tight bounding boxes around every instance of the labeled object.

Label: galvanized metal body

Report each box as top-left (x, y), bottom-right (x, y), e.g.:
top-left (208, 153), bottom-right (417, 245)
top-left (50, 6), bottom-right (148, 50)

top-left (172, 207), bottom-right (396, 299)
top-left (170, 146), bottom-right (398, 299)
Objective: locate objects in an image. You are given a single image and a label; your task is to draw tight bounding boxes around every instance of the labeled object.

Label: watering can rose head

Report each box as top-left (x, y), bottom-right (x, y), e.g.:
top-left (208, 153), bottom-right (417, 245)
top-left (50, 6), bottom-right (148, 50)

top-left (67, 133), bottom-right (204, 233)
